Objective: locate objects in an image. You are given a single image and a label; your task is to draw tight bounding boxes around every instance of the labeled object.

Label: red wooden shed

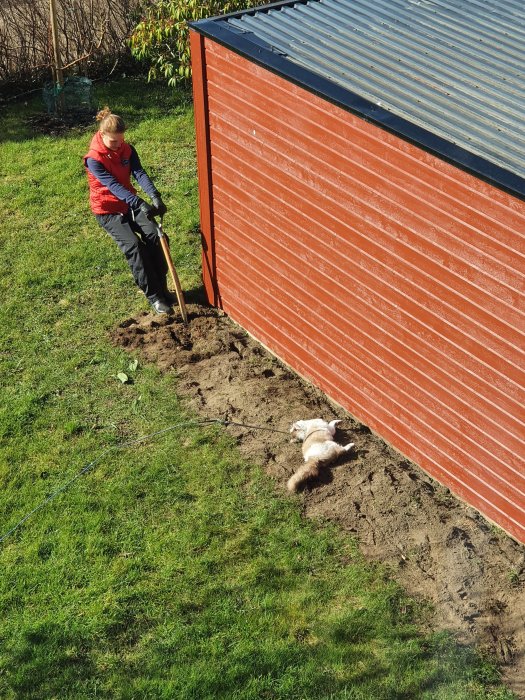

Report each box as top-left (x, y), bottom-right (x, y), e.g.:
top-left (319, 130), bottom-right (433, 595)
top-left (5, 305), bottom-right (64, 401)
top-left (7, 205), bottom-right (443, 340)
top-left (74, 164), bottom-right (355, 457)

top-left (189, 0), bottom-right (525, 543)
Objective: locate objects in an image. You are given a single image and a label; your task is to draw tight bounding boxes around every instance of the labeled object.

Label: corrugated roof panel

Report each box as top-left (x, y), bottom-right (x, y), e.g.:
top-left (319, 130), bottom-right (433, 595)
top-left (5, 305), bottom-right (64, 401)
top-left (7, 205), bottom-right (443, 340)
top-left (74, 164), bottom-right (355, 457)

top-left (216, 0), bottom-right (525, 184)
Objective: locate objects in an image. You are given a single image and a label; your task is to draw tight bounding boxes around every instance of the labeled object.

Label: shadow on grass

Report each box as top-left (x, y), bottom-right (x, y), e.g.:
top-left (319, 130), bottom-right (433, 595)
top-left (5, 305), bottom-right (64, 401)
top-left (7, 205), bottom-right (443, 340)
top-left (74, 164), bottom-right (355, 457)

top-left (6, 621), bottom-right (97, 698)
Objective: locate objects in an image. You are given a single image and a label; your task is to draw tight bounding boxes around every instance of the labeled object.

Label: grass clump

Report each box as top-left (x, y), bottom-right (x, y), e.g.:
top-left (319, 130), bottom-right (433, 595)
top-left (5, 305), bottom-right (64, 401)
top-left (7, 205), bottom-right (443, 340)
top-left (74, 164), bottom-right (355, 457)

top-left (0, 79), bottom-right (515, 699)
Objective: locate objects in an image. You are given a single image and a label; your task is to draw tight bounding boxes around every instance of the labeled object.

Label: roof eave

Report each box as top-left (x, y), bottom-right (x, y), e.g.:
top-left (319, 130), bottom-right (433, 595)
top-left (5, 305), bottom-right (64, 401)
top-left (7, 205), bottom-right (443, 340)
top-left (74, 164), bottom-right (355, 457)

top-left (190, 17), bottom-right (525, 200)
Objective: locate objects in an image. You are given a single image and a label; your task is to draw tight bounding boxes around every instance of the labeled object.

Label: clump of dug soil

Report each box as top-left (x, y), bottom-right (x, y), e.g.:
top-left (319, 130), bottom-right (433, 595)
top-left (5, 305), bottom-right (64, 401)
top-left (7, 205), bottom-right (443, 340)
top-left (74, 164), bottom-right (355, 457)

top-left (112, 303), bottom-right (525, 697)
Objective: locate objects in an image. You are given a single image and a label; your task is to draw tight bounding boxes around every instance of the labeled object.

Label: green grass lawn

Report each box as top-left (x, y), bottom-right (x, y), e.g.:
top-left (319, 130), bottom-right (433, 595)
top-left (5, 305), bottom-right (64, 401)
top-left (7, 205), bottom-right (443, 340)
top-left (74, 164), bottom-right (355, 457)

top-left (0, 78), bottom-right (515, 699)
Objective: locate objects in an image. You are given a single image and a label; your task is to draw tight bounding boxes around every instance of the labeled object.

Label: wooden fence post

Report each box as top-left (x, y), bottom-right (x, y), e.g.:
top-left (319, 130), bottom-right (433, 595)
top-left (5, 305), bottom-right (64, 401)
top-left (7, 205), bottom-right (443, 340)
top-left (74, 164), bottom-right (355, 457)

top-left (49, 0), bottom-right (64, 111)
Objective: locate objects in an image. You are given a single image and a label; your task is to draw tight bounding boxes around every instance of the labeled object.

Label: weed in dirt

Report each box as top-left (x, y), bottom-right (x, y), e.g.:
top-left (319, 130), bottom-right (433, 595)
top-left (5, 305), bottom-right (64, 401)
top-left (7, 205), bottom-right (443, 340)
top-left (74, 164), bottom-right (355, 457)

top-left (0, 80), bottom-right (517, 699)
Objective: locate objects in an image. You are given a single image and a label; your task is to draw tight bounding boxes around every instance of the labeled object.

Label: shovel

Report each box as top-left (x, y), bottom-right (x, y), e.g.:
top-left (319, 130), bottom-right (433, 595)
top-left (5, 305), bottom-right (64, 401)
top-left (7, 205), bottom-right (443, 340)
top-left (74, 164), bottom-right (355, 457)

top-left (155, 217), bottom-right (188, 325)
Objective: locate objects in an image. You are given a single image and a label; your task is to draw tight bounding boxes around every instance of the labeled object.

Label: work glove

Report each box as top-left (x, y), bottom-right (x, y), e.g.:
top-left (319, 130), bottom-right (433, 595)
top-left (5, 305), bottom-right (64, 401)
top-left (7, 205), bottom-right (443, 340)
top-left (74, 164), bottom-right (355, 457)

top-left (135, 198), bottom-right (156, 220)
top-left (152, 195), bottom-right (167, 217)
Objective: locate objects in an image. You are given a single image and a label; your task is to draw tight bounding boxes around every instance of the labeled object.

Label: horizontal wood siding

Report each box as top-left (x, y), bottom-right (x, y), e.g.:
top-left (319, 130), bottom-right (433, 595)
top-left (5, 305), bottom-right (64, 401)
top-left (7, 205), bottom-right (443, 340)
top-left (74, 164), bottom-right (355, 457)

top-left (194, 38), bottom-right (525, 543)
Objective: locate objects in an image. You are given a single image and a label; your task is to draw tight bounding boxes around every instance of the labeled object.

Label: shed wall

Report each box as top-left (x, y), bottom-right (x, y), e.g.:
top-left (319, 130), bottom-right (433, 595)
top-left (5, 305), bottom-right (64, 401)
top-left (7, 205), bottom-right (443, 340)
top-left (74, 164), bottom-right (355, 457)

top-left (191, 34), bottom-right (525, 543)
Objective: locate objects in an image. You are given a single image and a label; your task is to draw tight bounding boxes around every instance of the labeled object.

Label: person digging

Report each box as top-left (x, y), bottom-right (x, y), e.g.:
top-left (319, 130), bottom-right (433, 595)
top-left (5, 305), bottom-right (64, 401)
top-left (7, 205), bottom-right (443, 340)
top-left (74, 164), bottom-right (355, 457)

top-left (85, 106), bottom-right (176, 315)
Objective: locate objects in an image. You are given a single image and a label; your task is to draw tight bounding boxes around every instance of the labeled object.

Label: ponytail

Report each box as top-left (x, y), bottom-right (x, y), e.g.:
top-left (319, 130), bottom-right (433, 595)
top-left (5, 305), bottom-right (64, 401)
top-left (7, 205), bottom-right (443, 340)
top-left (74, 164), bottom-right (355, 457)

top-left (96, 106), bottom-right (126, 133)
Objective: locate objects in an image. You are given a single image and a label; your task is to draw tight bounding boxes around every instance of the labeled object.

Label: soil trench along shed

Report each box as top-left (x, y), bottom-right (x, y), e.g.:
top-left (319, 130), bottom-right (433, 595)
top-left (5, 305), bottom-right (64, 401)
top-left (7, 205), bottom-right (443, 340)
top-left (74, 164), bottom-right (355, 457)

top-left (189, 0), bottom-right (525, 544)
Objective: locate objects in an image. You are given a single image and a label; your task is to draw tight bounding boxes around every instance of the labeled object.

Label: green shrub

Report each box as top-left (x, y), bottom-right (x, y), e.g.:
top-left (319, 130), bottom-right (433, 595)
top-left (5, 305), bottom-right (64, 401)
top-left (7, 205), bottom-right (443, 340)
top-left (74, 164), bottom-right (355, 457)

top-left (130, 0), bottom-right (264, 84)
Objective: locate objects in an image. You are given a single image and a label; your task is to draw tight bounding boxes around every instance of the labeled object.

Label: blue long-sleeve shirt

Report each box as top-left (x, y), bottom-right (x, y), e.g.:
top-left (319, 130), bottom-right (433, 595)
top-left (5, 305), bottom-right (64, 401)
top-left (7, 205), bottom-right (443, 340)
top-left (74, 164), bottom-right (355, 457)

top-left (86, 145), bottom-right (158, 209)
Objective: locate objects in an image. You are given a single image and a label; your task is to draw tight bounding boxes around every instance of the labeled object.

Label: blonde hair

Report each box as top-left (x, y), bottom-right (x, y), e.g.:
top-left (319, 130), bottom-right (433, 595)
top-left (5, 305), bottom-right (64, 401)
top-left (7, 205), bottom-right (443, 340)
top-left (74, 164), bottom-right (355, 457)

top-left (96, 106), bottom-right (126, 134)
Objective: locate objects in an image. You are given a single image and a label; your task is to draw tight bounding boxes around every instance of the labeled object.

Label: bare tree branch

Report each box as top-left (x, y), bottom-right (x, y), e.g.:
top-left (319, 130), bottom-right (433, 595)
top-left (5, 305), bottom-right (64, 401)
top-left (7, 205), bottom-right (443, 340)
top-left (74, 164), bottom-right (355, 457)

top-left (0, 0), bottom-right (141, 86)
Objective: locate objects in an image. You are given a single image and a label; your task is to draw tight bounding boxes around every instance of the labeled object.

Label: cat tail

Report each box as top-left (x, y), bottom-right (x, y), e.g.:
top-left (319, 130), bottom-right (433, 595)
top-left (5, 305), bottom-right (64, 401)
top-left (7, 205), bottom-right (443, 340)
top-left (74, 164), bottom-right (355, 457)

top-left (287, 458), bottom-right (321, 492)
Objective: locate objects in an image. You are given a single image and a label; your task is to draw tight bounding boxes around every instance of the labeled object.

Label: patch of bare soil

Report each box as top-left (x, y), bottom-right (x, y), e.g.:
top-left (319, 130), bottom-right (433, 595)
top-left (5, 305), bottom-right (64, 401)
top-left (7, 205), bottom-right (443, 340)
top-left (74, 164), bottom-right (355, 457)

top-left (26, 111), bottom-right (96, 136)
top-left (112, 303), bottom-right (525, 697)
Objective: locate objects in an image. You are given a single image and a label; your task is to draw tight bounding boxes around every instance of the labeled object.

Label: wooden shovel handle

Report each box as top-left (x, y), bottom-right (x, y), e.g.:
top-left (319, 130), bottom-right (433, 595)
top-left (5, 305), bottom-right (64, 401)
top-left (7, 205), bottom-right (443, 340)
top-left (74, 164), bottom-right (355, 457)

top-left (158, 233), bottom-right (188, 325)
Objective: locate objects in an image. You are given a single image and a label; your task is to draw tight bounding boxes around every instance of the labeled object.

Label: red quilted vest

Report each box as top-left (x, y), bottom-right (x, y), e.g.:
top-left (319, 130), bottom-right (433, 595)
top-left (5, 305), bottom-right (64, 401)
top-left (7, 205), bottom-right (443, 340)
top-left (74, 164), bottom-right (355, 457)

top-left (85, 131), bottom-right (136, 214)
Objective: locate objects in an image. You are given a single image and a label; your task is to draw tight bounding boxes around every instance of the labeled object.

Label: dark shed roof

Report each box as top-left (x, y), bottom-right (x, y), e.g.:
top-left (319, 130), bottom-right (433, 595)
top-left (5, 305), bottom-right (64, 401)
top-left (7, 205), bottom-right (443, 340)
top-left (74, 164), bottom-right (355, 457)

top-left (192, 0), bottom-right (525, 198)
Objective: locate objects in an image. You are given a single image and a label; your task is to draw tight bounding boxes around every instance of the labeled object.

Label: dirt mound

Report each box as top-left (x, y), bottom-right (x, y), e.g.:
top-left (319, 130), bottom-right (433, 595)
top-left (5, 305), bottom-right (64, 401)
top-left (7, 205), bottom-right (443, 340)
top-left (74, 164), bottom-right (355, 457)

top-left (112, 303), bottom-right (525, 696)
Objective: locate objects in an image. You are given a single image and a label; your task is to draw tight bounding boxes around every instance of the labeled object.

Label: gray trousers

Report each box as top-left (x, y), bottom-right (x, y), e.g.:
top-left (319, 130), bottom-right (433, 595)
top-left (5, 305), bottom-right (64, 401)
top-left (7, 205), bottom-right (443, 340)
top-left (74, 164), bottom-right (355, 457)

top-left (95, 207), bottom-right (168, 301)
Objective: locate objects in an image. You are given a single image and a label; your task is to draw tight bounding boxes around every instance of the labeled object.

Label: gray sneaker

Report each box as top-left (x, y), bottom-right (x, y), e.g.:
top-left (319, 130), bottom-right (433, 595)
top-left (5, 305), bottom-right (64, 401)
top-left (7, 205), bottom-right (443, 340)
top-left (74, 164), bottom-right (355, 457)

top-left (150, 298), bottom-right (172, 314)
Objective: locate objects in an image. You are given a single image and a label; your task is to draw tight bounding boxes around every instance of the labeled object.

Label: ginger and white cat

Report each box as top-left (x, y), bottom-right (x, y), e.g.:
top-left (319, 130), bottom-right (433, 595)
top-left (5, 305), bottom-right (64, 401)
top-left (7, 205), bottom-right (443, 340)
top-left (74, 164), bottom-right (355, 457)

top-left (287, 418), bottom-right (354, 492)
